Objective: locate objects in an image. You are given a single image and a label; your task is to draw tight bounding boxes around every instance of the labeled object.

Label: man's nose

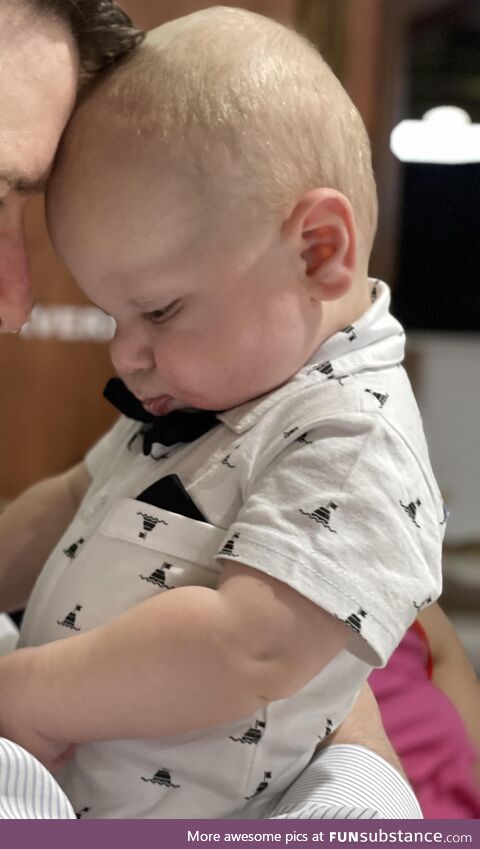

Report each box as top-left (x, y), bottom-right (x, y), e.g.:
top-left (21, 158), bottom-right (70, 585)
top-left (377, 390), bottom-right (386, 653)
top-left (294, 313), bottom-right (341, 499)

top-left (0, 234), bottom-right (34, 333)
top-left (110, 324), bottom-right (154, 375)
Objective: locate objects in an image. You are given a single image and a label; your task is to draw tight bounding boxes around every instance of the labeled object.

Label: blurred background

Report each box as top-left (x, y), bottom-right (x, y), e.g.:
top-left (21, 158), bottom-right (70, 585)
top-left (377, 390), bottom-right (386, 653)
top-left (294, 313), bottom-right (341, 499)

top-left (0, 0), bottom-right (478, 663)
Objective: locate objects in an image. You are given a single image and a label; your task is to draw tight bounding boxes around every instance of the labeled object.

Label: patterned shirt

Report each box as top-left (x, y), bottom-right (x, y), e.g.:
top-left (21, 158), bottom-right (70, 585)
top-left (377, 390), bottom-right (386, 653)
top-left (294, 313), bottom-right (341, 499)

top-left (18, 281), bottom-right (443, 818)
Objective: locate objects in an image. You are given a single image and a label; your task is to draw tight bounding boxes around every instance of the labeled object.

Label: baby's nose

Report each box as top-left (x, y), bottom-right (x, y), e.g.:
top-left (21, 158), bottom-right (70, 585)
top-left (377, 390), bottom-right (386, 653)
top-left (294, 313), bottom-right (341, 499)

top-left (110, 324), bottom-right (154, 375)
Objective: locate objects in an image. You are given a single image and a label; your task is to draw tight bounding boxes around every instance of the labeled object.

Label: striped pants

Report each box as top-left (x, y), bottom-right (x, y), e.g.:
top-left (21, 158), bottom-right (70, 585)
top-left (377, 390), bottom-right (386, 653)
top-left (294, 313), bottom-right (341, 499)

top-left (0, 740), bottom-right (421, 820)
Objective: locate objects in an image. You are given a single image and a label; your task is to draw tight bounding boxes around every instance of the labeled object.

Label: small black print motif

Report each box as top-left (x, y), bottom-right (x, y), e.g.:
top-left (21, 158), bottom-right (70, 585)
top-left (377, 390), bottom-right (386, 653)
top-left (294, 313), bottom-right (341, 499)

top-left (219, 532), bottom-right (240, 557)
top-left (141, 768), bottom-right (180, 788)
top-left (297, 432), bottom-right (313, 445)
top-left (324, 718), bottom-right (333, 738)
top-left (364, 388), bottom-right (389, 409)
top-left (230, 720), bottom-right (266, 745)
top-left (311, 360), bottom-right (343, 386)
top-left (344, 608), bottom-right (367, 635)
top-left (137, 512), bottom-right (168, 539)
top-left (127, 429), bottom-right (142, 452)
top-left (440, 503), bottom-right (449, 526)
top-left (151, 450), bottom-right (170, 462)
top-left (341, 324), bottom-right (357, 342)
top-left (284, 427), bottom-right (299, 439)
top-left (57, 604), bottom-right (82, 631)
top-left (245, 771), bottom-right (272, 800)
top-left (300, 502), bottom-right (338, 533)
top-left (413, 596), bottom-right (432, 612)
top-left (310, 360), bottom-right (345, 385)
top-left (221, 454), bottom-right (236, 469)
top-left (75, 807), bottom-right (90, 819)
top-left (400, 498), bottom-right (422, 528)
top-left (139, 562), bottom-right (174, 590)
top-left (317, 360), bottom-right (334, 378)
top-left (63, 538), bottom-right (85, 560)
top-left (371, 280), bottom-right (379, 302)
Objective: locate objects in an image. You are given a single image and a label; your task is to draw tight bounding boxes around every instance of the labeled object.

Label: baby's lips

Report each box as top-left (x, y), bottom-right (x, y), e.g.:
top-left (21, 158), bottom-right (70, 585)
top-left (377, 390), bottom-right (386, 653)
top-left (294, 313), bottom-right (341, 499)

top-left (142, 395), bottom-right (176, 416)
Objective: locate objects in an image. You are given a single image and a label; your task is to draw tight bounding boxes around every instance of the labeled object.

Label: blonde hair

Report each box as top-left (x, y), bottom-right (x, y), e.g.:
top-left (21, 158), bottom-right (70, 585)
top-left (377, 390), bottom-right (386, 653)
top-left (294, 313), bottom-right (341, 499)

top-left (74, 6), bottom-right (378, 263)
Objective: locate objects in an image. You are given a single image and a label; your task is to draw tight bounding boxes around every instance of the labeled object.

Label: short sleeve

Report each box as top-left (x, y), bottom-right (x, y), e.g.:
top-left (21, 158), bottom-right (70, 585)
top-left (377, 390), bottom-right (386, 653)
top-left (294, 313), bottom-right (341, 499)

top-left (217, 413), bottom-right (443, 667)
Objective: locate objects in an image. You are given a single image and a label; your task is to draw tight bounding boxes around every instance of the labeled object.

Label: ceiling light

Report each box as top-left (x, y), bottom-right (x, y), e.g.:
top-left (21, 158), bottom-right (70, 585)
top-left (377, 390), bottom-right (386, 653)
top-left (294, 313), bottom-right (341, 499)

top-left (390, 107), bottom-right (480, 164)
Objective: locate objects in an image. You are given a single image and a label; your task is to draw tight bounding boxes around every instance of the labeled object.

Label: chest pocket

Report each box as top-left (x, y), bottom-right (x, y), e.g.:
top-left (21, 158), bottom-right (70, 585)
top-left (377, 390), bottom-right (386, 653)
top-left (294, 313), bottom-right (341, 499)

top-left (43, 498), bottom-right (226, 640)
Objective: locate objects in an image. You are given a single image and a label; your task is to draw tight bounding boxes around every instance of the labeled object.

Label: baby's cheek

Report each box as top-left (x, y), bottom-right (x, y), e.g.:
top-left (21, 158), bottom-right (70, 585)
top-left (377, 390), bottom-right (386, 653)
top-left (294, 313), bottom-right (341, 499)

top-left (156, 338), bottom-right (214, 400)
top-left (159, 327), bottom-right (253, 409)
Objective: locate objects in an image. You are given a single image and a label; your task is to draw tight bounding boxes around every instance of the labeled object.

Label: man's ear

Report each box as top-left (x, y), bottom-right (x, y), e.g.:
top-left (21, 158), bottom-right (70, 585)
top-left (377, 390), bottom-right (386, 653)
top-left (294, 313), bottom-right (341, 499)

top-left (283, 188), bottom-right (356, 302)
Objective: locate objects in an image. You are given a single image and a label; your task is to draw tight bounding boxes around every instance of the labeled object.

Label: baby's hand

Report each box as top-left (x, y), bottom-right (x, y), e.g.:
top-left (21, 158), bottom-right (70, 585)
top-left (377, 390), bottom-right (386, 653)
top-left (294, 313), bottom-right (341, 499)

top-left (0, 647), bottom-right (75, 773)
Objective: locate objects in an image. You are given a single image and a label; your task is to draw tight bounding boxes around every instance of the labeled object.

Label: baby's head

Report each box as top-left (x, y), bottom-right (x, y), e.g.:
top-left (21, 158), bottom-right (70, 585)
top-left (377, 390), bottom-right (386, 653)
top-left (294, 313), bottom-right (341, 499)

top-left (47, 6), bottom-right (378, 414)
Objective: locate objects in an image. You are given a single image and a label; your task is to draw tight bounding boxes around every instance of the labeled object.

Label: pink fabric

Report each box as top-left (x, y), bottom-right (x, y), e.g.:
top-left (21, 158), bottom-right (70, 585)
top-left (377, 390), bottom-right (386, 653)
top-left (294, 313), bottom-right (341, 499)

top-left (370, 626), bottom-right (480, 819)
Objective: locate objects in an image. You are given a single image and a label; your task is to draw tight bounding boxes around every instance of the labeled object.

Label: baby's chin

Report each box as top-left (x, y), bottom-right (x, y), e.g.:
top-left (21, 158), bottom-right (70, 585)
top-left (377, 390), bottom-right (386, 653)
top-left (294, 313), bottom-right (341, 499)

top-left (133, 384), bottom-right (263, 416)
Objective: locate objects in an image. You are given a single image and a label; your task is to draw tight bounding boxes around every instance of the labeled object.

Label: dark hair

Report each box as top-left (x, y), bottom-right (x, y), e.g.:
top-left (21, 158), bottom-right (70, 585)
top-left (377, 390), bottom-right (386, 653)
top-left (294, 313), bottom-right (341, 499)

top-left (27, 0), bottom-right (145, 82)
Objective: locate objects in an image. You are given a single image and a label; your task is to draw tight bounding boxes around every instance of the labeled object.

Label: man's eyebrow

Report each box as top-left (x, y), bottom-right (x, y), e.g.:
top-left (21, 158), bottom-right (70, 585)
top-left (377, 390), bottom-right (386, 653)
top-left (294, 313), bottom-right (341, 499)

top-left (0, 172), bottom-right (49, 194)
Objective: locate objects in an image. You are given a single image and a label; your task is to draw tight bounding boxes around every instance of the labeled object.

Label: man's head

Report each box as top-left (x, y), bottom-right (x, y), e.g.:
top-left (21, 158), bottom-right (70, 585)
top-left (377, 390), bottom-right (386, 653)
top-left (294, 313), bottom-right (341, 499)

top-left (48, 7), bottom-right (377, 414)
top-left (0, 0), bottom-right (143, 333)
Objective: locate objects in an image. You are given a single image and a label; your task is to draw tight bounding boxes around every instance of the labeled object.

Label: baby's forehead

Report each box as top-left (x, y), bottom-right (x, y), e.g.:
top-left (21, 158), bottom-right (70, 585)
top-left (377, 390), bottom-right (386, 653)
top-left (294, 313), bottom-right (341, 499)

top-left (50, 102), bottom-right (147, 206)
top-left (47, 130), bottom-right (223, 280)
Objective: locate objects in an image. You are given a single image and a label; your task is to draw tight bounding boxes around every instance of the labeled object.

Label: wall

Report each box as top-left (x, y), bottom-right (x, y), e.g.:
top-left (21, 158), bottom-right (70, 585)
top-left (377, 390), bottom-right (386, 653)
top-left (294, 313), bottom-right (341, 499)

top-left (408, 333), bottom-right (480, 545)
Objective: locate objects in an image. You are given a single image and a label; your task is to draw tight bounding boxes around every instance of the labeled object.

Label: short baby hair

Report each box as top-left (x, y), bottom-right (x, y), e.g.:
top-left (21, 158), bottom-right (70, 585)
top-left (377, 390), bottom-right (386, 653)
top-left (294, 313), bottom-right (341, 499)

top-left (72, 6), bottom-right (378, 263)
top-left (25, 0), bottom-right (144, 83)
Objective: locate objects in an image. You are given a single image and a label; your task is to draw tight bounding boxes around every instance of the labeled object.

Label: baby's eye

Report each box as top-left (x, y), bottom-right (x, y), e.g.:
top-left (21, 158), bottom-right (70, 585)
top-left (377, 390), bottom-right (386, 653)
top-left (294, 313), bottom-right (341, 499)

top-left (143, 300), bottom-right (180, 325)
top-left (145, 309), bottom-right (168, 323)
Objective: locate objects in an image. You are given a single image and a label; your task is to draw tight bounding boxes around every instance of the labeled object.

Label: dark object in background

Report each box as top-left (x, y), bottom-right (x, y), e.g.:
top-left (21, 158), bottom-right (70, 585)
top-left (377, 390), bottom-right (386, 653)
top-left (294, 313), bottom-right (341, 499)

top-left (10, 609), bottom-right (23, 628)
top-left (393, 163), bottom-right (480, 332)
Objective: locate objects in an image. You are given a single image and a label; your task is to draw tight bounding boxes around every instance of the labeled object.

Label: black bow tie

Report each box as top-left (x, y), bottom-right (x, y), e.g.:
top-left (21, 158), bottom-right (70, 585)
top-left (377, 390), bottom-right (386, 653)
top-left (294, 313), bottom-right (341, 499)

top-left (103, 378), bottom-right (219, 455)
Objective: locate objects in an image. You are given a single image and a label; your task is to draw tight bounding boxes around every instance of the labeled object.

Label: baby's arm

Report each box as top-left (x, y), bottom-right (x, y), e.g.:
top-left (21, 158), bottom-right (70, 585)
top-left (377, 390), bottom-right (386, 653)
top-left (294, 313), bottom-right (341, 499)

top-left (418, 602), bottom-right (480, 782)
top-left (0, 559), bottom-right (349, 769)
top-left (0, 462), bottom-right (91, 612)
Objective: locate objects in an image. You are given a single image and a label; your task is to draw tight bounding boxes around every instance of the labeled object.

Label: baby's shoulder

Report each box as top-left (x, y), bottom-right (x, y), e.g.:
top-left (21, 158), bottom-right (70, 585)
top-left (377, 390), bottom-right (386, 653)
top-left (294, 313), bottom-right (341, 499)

top-left (257, 364), bottom-right (419, 440)
top-left (239, 364), bottom-right (435, 488)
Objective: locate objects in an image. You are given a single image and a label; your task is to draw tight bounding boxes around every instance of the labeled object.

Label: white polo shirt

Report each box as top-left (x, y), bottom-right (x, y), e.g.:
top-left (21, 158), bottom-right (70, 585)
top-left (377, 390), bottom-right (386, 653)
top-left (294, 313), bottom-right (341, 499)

top-left (18, 281), bottom-right (443, 818)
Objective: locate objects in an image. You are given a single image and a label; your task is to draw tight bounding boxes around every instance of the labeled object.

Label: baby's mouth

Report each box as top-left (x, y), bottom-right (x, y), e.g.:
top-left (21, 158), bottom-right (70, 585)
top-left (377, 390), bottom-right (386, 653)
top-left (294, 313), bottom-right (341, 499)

top-left (141, 395), bottom-right (177, 417)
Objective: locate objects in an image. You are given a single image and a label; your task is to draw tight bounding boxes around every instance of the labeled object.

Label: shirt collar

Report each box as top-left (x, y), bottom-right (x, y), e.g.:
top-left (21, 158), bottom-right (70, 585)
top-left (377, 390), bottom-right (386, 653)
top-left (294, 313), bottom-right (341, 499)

top-left (218, 281), bottom-right (405, 435)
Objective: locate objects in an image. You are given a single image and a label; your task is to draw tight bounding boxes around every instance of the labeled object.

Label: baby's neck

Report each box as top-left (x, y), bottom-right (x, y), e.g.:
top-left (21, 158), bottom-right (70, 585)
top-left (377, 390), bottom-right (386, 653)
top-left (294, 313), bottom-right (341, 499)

top-left (313, 275), bottom-right (372, 351)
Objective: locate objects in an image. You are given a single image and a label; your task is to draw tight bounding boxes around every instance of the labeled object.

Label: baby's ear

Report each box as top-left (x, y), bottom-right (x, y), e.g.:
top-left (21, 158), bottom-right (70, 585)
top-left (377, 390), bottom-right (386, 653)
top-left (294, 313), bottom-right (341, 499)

top-left (283, 188), bottom-right (356, 301)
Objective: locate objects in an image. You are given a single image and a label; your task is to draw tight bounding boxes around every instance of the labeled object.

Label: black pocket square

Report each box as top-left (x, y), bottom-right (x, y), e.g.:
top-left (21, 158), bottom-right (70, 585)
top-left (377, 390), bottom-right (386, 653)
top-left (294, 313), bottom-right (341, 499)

top-left (135, 474), bottom-right (207, 523)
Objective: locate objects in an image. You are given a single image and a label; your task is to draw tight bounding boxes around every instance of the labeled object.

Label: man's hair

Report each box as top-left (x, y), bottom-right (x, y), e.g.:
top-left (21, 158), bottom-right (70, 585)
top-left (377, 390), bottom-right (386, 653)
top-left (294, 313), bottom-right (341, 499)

top-left (26, 0), bottom-right (145, 82)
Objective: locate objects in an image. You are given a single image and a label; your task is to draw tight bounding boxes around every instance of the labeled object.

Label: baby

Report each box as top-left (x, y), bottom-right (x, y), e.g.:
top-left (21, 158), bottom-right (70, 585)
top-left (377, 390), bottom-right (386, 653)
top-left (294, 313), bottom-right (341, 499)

top-left (0, 8), bottom-right (443, 818)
